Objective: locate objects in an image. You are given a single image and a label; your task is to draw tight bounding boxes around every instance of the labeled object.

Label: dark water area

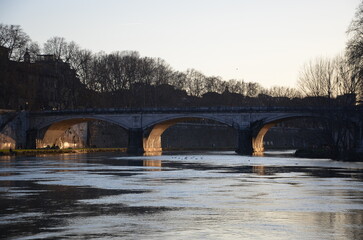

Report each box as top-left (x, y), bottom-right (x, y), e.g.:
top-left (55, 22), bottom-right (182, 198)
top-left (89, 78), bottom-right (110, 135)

top-left (0, 151), bottom-right (362, 239)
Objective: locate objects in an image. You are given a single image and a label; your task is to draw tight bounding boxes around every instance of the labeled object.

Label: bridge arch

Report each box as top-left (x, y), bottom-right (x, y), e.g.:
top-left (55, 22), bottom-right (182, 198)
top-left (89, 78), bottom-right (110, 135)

top-left (0, 133), bottom-right (16, 150)
top-left (143, 116), bottom-right (236, 153)
top-left (142, 114), bottom-right (235, 130)
top-left (251, 113), bottom-right (354, 153)
top-left (37, 117), bottom-right (129, 149)
top-left (27, 107), bottom-right (362, 155)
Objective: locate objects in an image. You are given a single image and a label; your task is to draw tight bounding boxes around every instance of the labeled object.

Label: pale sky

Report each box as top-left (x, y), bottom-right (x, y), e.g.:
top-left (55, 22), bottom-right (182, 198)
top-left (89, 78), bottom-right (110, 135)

top-left (0, 0), bottom-right (361, 88)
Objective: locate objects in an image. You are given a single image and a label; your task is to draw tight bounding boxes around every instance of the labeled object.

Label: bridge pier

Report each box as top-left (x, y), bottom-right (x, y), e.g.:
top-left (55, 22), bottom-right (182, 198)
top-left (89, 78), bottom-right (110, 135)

top-left (127, 128), bottom-right (145, 155)
top-left (26, 129), bottom-right (37, 149)
top-left (356, 122), bottom-right (363, 153)
top-left (236, 127), bottom-right (253, 155)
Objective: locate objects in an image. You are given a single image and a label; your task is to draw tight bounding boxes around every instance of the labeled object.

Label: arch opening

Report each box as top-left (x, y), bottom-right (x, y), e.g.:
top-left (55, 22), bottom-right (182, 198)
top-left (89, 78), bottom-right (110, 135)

top-left (253, 122), bottom-right (275, 153)
top-left (0, 133), bottom-right (16, 150)
top-left (143, 117), bottom-right (237, 153)
top-left (252, 116), bottom-right (356, 155)
top-left (37, 118), bottom-right (128, 149)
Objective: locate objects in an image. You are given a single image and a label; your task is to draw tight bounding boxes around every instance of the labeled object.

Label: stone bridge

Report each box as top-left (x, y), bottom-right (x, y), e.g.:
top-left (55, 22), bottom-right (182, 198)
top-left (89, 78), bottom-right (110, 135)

top-left (1, 106), bottom-right (362, 155)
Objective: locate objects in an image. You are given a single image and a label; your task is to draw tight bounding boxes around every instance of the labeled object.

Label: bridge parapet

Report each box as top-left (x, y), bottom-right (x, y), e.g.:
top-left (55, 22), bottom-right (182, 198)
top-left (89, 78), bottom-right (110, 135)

top-left (30, 106), bottom-right (362, 115)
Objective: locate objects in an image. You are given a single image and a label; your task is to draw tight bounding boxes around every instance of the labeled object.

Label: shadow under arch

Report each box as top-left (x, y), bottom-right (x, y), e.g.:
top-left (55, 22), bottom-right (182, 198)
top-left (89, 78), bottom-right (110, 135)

top-left (252, 115), bottom-right (330, 154)
top-left (143, 117), bottom-right (234, 153)
top-left (38, 117), bottom-right (128, 149)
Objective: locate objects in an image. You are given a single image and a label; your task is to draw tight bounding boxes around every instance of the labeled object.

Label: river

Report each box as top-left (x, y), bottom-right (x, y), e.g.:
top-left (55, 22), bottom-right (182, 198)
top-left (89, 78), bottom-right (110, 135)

top-left (0, 151), bottom-right (362, 239)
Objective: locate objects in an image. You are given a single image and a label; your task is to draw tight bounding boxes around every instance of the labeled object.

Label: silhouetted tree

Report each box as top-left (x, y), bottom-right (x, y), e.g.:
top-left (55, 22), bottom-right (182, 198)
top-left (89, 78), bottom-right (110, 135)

top-left (43, 36), bottom-right (68, 60)
top-left (0, 24), bottom-right (31, 61)
top-left (204, 76), bottom-right (224, 93)
top-left (151, 58), bottom-right (173, 85)
top-left (263, 86), bottom-right (302, 98)
top-left (246, 82), bottom-right (262, 97)
top-left (8, 40), bottom-right (41, 62)
top-left (297, 57), bottom-right (336, 98)
top-left (71, 48), bottom-right (93, 85)
top-left (334, 54), bottom-right (361, 98)
top-left (184, 69), bottom-right (207, 97)
top-left (169, 71), bottom-right (187, 90)
top-left (346, 1), bottom-right (363, 101)
top-left (25, 41), bottom-right (41, 62)
top-left (227, 79), bottom-right (246, 95)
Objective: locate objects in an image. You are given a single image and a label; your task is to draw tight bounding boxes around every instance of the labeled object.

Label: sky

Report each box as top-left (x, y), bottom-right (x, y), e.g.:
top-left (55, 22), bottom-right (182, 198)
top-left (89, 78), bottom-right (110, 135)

top-left (0, 0), bottom-right (361, 88)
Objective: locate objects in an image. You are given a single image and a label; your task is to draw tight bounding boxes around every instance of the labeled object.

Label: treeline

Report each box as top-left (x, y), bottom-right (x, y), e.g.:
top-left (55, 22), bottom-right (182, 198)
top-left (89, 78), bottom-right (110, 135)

top-left (296, 1), bottom-right (363, 102)
top-left (0, 1), bottom-right (362, 109)
top-left (0, 24), bottom-right (301, 101)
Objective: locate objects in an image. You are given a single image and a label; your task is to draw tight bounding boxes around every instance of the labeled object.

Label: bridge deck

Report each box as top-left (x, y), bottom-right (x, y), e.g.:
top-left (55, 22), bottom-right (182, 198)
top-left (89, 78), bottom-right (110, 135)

top-left (29, 106), bottom-right (362, 116)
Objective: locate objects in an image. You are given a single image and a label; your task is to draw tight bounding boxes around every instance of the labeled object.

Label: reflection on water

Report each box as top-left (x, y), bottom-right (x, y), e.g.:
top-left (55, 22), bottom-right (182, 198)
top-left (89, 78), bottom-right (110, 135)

top-left (121, 159), bottom-right (162, 170)
top-left (252, 165), bottom-right (266, 175)
top-left (252, 152), bottom-right (264, 157)
top-left (0, 152), bottom-right (362, 239)
top-left (143, 151), bottom-right (162, 156)
top-left (143, 159), bottom-right (162, 168)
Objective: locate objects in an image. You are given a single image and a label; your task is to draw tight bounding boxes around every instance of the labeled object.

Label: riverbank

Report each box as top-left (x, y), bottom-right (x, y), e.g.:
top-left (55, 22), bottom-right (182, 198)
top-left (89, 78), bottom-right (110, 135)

top-left (0, 148), bottom-right (127, 156)
top-left (0, 147), bottom-right (234, 156)
top-left (295, 148), bottom-right (363, 162)
top-left (2, 147), bottom-right (362, 161)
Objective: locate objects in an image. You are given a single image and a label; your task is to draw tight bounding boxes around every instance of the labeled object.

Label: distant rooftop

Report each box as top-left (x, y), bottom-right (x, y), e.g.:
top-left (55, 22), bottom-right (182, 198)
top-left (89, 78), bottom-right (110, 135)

top-left (36, 54), bottom-right (57, 62)
top-left (0, 109), bottom-right (16, 114)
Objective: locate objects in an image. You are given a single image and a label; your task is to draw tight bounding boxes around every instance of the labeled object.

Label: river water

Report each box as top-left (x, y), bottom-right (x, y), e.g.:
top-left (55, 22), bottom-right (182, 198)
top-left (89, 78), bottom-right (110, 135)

top-left (0, 151), bottom-right (362, 239)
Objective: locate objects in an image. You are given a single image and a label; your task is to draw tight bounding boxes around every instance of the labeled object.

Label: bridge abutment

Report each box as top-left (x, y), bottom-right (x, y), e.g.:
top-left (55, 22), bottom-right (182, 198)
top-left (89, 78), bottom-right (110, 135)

top-left (236, 127), bottom-right (253, 155)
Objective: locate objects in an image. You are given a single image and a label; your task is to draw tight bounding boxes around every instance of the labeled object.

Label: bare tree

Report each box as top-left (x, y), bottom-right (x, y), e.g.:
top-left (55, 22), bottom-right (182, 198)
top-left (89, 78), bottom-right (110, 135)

top-left (106, 51), bottom-right (128, 91)
top-left (0, 24), bottom-right (30, 61)
top-left (63, 41), bottom-right (81, 65)
top-left (169, 71), bottom-right (187, 90)
top-left (265, 86), bottom-right (302, 98)
top-left (297, 57), bottom-right (336, 98)
top-left (43, 36), bottom-right (67, 60)
top-left (26, 41), bottom-right (41, 62)
top-left (70, 49), bottom-right (93, 85)
top-left (346, 1), bottom-right (363, 101)
top-left (334, 54), bottom-right (361, 97)
top-left (227, 79), bottom-right (244, 95)
top-left (138, 57), bottom-right (157, 85)
top-left (151, 58), bottom-right (173, 86)
top-left (9, 40), bottom-right (40, 62)
top-left (184, 69), bottom-right (207, 97)
top-left (204, 76), bottom-right (223, 93)
top-left (246, 82), bottom-right (262, 97)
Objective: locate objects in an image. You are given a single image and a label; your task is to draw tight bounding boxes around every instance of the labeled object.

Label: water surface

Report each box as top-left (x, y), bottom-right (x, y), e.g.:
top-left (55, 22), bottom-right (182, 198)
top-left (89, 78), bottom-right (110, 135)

top-left (0, 152), bottom-right (362, 239)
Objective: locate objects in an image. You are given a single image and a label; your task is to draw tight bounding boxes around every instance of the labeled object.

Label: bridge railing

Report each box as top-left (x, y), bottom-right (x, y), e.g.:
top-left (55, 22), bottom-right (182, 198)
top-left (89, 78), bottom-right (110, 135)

top-left (28, 106), bottom-right (363, 116)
